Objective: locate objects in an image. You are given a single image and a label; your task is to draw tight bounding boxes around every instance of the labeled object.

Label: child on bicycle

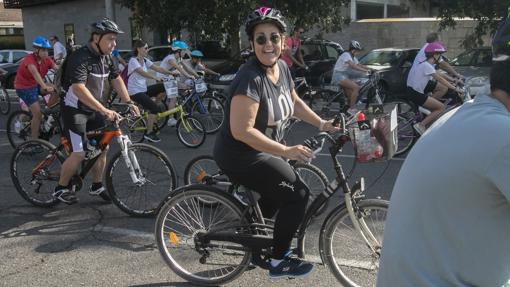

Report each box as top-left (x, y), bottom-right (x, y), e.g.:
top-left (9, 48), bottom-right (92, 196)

top-left (182, 50), bottom-right (221, 77)
top-left (127, 39), bottom-right (178, 142)
top-left (331, 40), bottom-right (372, 116)
top-left (406, 42), bottom-right (462, 134)
top-left (14, 36), bottom-right (59, 140)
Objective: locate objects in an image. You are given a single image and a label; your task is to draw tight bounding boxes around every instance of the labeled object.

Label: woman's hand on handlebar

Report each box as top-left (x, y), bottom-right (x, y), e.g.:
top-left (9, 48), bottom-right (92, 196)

top-left (320, 119), bottom-right (342, 133)
top-left (283, 145), bottom-right (314, 163)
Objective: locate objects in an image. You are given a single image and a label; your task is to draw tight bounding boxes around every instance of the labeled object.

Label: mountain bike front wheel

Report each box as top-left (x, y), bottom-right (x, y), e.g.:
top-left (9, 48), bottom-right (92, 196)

top-left (106, 143), bottom-right (177, 217)
top-left (7, 110), bottom-right (32, 149)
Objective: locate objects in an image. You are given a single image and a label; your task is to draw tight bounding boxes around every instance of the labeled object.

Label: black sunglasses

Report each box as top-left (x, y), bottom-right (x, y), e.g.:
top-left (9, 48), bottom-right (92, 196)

top-left (255, 33), bottom-right (282, 46)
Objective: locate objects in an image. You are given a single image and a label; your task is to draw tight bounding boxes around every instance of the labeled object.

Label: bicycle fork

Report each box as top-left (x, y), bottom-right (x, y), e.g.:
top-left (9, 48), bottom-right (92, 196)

top-left (117, 135), bottom-right (144, 185)
top-left (345, 178), bottom-right (381, 255)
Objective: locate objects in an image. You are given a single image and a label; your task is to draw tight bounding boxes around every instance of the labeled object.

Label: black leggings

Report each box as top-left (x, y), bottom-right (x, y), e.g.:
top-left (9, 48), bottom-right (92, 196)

top-left (222, 156), bottom-right (309, 259)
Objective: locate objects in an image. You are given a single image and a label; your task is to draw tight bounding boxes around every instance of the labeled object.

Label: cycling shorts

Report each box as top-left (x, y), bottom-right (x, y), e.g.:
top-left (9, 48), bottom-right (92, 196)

top-left (16, 86), bottom-right (40, 107)
top-left (407, 80), bottom-right (438, 107)
top-left (61, 106), bottom-right (106, 153)
top-left (131, 92), bottom-right (161, 114)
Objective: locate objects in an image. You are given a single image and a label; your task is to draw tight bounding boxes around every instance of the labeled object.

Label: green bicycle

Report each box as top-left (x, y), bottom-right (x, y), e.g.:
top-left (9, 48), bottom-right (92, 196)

top-left (128, 102), bottom-right (206, 148)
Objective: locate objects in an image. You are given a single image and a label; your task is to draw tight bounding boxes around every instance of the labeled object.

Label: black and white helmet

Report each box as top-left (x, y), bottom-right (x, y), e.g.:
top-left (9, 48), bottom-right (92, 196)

top-left (90, 18), bottom-right (124, 35)
top-left (492, 8), bottom-right (510, 62)
top-left (349, 40), bottom-right (362, 51)
top-left (245, 7), bottom-right (287, 38)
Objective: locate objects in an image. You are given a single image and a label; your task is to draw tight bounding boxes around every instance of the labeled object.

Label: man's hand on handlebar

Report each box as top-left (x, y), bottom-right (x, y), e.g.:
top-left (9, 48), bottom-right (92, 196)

top-left (126, 101), bottom-right (140, 117)
top-left (102, 108), bottom-right (121, 122)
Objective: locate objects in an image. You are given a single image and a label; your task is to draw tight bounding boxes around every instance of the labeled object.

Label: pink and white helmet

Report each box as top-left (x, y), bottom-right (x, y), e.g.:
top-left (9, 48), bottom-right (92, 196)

top-left (424, 41), bottom-right (447, 55)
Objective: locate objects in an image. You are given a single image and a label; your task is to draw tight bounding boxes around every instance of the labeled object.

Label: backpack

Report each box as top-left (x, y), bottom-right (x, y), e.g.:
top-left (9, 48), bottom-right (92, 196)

top-left (53, 55), bottom-right (69, 99)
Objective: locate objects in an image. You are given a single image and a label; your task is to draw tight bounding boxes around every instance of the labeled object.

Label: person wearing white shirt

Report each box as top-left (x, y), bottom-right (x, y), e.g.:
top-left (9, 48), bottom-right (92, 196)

top-left (127, 40), bottom-right (177, 142)
top-left (50, 36), bottom-right (67, 64)
top-left (406, 42), bottom-right (461, 134)
top-left (331, 40), bottom-right (371, 115)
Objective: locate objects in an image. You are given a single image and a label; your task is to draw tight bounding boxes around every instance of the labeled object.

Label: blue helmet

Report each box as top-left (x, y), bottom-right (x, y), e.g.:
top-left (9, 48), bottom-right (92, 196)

top-left (32, 36), bottom-right (52, 49)
top-left (191, 50), bottom-right (204, 58)
top-left (171, 40), bottom-right (189, 51)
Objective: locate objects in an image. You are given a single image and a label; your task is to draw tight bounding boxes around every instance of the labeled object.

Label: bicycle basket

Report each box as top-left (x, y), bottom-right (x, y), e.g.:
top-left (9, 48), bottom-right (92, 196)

top-left (164, 77), bottom-right (178, 98)
top-left (350, 103), bottom-right (398, 163)
top-left (195, 79), bottom-right (208, 93)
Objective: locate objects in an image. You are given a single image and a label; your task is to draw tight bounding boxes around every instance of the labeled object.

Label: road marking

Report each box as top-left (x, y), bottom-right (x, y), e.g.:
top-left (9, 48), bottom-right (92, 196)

top-left (96, 226), bottom-right (378, 269)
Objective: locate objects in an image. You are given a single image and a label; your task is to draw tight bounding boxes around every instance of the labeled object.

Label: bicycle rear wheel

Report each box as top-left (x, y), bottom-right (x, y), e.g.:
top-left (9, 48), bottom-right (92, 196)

top-left (395, 115), bottom-right (417, 156)
top-left (183, 154), bottom-right (228, 185)
top-left (191, 95), bottom-right (225, 134)
top-left (176, 115), bottom-right (206, 148)
top-left (319, 199), bottom-right (388, 286)
top-left (0, 86), bottom-right (10, 115)
top-left (10, 139), bottom-right (63, 207)
top-left (7, 110), bottom-right (32, 148)
top-left (106, 143), bottom-right (177, 217)
top-left (155, 185), bottom-right (251, 286)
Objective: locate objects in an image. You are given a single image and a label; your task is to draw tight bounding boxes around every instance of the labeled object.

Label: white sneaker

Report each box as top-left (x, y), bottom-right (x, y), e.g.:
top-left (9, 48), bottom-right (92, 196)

top-left (167, 118), bottom-right (178, 127)
top-left (413, 123), bottom-right (426, 135)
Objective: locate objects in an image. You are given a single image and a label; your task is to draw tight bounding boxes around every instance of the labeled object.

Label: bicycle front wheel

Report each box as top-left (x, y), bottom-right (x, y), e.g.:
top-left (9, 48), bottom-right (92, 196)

top-left (293, 162), bottom-right (329, 215)
top-left (191, 95), bottom-right (225, 134)
top-left (319, 199), bottom-right (388, 287)
top-left (176, 115), bottom-right (206, 148)
top-left (10, 139), bottom-right (64, 207)
top-left (0, 86), bottom-right (10, 115)
top-left (126, 116), bottom-right (147, 143)
top-left (156, 184), bottom-right (251, 286)
top-left (7, 110), bottom-right (32, 148)
top-left (106, 143), bottom-right (177, 217)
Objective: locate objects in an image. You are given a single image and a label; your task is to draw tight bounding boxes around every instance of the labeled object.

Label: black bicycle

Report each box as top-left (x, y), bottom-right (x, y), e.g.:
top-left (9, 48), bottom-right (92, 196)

top-left (0, 72), bottom-right (10, 115)
top-left (155, 113), bottom-right (390, 286)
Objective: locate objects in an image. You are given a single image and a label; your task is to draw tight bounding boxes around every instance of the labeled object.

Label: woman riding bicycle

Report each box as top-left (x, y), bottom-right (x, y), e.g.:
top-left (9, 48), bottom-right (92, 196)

top-left (406, 42), bottom-right (462, 134)
top-left (331, 40), bottom-right (372, 115)
top-left (127, 39), bottom-right (178, 142)
top-left (14, 36), bottom-right (59, 140)
top-left (213, 6), bottom-right (338, 279)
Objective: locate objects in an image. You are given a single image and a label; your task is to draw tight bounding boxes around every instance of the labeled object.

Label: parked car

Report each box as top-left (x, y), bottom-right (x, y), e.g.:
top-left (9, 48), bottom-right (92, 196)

top-left (208, 38), bottom-right (344, 93)
top-left (0, 49), bottom-right (31, 67)
top-left (450, 46), bottom-right (491, 97)
top-left (358, 48), bottom-right (420, 98)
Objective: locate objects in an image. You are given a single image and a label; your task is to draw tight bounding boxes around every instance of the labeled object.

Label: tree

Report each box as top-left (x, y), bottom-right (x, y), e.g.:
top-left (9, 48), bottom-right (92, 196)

top-left (429, 0), bottom-right (509, 48)
top-left (117, 0), bottom-right (350, 55)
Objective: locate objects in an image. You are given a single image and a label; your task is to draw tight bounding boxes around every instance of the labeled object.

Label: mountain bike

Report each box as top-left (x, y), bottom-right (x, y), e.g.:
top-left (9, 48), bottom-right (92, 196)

top-left (183, 154), bottom-right (330, 215)
top-left (155, 111), bottom-right (393, 286)
top-left (10, 111), bottom-right (177, 217)
top-left (6, 100), bottom-right (61, 148)
top-left (394, 83), bottom-right (471, 155)
top-left (310, 71), bottom-right (385, 118)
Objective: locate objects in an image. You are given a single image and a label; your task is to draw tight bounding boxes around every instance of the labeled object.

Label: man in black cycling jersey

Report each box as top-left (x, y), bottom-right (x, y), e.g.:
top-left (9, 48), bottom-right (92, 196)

top-left (213, 7), bottom-right (338, 279)
top-left (53, 18), bottom-right (139, 204)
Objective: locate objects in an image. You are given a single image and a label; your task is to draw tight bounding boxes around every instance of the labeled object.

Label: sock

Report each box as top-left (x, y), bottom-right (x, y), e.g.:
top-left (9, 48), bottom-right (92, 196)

top-left (270, 259), bottom-right (283, 267)
top-left (91, 182), bottom-right (103, 191)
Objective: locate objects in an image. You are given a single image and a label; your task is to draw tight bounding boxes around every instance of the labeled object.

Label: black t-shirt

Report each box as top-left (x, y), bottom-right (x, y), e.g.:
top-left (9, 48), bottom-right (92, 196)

top-left (213, 58), bottom-right (295, 172)
top-left (62, 43), bottom-right (119, 112)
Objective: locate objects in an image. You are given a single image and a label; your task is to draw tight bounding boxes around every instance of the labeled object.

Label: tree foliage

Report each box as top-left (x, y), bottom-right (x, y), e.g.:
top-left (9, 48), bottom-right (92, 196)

top-left (431, 0), bottom-right (509, 48)
top-left (117, 0), bottom-right (350, 53)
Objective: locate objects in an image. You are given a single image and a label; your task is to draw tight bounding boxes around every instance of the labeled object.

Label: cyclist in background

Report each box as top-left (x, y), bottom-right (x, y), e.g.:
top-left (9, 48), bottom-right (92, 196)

top-left (213, 7), bottom-right (338, 279)
top-left (378, 11), bottom-right (510, 286)
top-left (281, 26), bottom-right (307, 77)
top-left (406, 42), bottom-right (462, 135)
top-left (54, 18), bottom-right (139, 204)
top-left (127, 39), bottom-right (178, 142)
top-left (331, 40), bottom-right (372, 115)
top-left (158, 40), bottom-right (195, 126)
top-left (182, 50), bottom-right (220, 77)
top-left (14, 36), bottom-right (59, 140)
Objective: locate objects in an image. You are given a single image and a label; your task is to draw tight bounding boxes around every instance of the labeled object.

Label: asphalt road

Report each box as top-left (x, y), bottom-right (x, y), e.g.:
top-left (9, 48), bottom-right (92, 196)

top-left (0, 96), bottom-right (405, 287)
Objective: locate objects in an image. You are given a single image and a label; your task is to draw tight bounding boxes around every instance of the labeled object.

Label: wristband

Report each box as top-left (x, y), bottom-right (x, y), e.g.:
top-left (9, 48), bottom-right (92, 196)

top-left (319, 119), bottom-right (326, 131)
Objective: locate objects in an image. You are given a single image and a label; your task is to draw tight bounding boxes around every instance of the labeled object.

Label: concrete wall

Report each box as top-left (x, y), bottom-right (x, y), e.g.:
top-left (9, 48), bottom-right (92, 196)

top-left (318, 18), bottom-right (491, 58)
top-left (21, 0), bottom-right (155, 51)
